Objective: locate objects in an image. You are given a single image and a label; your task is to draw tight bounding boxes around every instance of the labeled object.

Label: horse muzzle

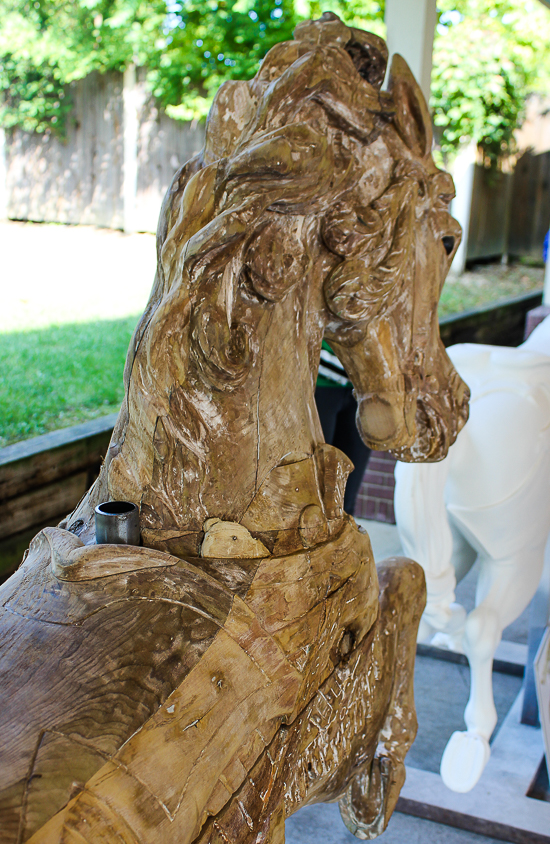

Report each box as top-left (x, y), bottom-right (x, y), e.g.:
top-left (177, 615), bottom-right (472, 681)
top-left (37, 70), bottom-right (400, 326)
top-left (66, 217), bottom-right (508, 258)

top-left (389, 363), bottom-right (470, 462)
top-left (355, 352), bottom-right (469, 462)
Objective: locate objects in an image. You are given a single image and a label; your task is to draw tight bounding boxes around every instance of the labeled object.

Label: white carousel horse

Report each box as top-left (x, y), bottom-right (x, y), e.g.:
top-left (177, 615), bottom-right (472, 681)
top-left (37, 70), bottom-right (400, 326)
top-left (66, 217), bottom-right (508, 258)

top-left (394, 315), bottom-right (550, 793)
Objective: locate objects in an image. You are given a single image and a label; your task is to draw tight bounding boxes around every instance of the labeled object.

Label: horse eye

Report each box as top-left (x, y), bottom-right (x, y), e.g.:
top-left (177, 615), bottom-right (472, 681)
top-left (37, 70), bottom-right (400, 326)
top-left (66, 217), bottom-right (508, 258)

top-left (442, 236), bottom-right (455, 256)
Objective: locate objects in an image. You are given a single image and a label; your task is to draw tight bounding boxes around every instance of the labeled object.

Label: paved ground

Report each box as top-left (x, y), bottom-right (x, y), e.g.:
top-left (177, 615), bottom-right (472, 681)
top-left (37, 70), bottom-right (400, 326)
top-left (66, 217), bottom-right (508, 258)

top-left (285, 519), bottom-right (532, 844)
top-left (287, 803), bottom-right (513, 844)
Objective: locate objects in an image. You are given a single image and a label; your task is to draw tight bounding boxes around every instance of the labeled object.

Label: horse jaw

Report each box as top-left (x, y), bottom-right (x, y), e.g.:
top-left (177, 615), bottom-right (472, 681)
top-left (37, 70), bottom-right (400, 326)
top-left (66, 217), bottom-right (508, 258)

top-left (390, 353), bottom-right (470, 462)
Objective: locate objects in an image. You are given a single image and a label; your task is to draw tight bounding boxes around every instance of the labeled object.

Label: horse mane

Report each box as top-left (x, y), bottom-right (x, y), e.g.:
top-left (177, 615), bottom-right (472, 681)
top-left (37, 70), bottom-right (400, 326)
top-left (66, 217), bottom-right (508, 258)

top-left (120, 13), bottom-right (437, 402)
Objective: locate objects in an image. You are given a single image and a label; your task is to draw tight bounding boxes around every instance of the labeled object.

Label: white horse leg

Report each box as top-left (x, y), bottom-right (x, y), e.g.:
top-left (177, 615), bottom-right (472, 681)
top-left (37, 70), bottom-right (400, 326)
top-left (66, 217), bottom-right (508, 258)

top-left (394, 459), bottom-right (462, 642)
top-left (463, 603), bottom-right (500, 739)
top-left (441, 545), bottom-right (546, 792)
top-left (430, 522), bottom-right (477, 652)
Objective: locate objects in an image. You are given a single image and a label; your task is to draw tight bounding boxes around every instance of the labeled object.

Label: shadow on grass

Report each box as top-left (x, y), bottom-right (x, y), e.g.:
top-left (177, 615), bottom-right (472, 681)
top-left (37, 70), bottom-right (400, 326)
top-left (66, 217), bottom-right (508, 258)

top-left (0, 315), bottom-right (140, 447)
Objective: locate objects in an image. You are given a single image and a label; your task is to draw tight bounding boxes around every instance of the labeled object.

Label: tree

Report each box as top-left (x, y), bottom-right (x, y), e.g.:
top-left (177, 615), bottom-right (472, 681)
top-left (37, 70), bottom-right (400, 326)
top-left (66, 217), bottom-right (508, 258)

top-left (0, 0), bottom-right (167, 134)
top-left (148, 0), bottom-right (301, 121)
top-left (431, 0), bottom-right (550, 167)
top-left (3, 0), bottom-right (548, 169)
top-left (0, 1), bottom-right (384, 133)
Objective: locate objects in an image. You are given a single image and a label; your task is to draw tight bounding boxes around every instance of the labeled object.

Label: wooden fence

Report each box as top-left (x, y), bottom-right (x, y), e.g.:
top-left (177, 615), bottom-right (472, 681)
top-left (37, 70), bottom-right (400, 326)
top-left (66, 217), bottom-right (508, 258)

top-left (3, 70), bottom-right (205, 233)
top-left (508, 150), bottom-right (550, 261)
top-left (465, 166), bottom-right (512, 262)
top-left (2, 71), bottom-right (550, 256)
top-left (463, 151), bottom-right (550, 264)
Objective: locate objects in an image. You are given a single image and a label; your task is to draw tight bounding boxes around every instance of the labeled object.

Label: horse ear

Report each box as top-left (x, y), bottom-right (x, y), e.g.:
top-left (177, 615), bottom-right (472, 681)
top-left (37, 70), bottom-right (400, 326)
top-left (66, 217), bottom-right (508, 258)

top-left (387, 53), bottom-right (433, 158)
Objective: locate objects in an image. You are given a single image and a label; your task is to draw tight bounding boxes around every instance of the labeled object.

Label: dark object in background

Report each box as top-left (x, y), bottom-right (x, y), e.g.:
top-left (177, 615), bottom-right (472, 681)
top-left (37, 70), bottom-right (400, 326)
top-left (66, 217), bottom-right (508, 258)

top-left (315, 385), bottom-right (371, 516)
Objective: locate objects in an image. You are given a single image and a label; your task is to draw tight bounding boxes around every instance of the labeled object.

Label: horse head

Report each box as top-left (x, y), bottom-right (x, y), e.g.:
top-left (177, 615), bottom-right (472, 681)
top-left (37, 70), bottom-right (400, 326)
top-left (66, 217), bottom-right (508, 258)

top-left (82, 13), bottom-right (468, 557)
top-left (320, 47), bottom-right (469, 462)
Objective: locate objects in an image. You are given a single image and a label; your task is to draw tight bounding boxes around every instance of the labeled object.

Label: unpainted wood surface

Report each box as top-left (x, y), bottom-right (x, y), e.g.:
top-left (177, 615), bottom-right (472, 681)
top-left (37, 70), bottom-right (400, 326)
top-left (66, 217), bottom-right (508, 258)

top-left (0, 419), bottom-right (115, 541)
top-left (0, 471), bottom-right (89, 540)
top-left (4, 70), bottom-right (205, 232)
top-left (0, 416), bottom-right (116, 502)
top-left (135, 84), bottom-right (205, 233)
top-left (508, 149), bottom-right (550, 260)
top-left (466, 166), bottom-right (512, 262)
top-left (0, 12), bottom-right (468, 843)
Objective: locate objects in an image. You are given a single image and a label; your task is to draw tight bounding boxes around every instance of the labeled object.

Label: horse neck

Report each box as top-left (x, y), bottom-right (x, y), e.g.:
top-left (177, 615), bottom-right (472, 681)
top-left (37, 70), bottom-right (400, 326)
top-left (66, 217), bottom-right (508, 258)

top-left (198, 288), bottom-right (324, 520)
top-left (109, 284), bottom-right (324, 530)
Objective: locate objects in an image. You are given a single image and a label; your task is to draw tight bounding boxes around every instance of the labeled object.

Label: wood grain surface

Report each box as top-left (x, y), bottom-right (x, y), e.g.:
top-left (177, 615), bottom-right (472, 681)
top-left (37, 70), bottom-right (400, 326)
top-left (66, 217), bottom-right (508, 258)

top-left (0, 12), bottom-right (468, 843)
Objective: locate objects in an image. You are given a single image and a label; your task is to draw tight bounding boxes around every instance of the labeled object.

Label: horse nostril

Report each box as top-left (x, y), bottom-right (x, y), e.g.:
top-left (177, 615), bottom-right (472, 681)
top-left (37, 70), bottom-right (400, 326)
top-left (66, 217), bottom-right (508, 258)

top-left (442, 236), bottom-right (455, 256)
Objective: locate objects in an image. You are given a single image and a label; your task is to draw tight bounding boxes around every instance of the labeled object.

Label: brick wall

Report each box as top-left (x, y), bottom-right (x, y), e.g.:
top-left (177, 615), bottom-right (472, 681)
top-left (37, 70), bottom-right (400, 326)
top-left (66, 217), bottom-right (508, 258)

top-left (354, 450), bottom-right (397, 524)
top-left (524, 304), bottom-right (550, 339)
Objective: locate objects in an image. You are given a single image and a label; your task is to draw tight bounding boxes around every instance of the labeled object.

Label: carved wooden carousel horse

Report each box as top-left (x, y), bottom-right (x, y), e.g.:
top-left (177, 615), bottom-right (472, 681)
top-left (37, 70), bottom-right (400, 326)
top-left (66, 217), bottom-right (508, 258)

top-left (0, 14), bottom-right (468, 844)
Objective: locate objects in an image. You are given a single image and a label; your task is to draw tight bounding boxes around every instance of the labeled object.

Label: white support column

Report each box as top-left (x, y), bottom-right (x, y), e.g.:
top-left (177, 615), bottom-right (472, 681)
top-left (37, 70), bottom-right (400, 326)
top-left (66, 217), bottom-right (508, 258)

top-left (123, 64), bottom-right (139, 233)
top-left (0, 128), bottom-right (8, 221)
top-left (544, 239), bottom-right (550, 305)
top-left (384, 0), bottom-right (438, 103)
top-left (449, 142), bottom-right (477, 275)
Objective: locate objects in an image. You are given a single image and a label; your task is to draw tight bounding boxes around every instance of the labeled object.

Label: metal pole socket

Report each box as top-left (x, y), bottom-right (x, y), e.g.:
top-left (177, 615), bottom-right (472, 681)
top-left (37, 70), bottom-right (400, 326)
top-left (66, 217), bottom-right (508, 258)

top-left (95, 501), bottom-right (140, 546)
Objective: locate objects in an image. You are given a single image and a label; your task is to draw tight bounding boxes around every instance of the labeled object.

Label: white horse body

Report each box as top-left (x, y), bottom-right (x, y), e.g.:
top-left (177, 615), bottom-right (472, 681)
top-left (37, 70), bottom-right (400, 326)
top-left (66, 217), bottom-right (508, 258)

top-left (394, 316), bottom-right (550, 793)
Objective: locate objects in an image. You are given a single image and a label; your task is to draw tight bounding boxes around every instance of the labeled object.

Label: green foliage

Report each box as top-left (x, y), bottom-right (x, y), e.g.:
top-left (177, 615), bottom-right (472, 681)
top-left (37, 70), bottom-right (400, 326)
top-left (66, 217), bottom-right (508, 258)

top-left (151, 0), bottom-right (301, 121)
top-left (4, 0), bottom-right (548, 169)
top-left (432, 0), bottom-right (550, 167)
top-left (0, 0), bottom-right (167, 134)
top-left (159, 0), bottom-right (385, 120)
top-left (306, 0), bottom-right (385, 35)
top-left (0, 0), bottom-right (385, 133)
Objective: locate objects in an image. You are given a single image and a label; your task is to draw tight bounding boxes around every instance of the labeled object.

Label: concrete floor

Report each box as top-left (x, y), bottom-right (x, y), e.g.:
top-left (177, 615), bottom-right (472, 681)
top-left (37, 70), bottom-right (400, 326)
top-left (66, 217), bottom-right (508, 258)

top-left (286, 802), bottom-right (512, 844)
top-left (285, 519), bottom-right (530, 844)
top-left (0, 220), bottom-right (155, 333)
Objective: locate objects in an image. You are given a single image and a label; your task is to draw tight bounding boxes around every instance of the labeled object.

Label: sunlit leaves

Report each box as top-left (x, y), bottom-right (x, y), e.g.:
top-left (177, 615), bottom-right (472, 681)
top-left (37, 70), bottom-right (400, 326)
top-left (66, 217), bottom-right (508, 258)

top-left (0, 0), bottom-right (388, 134)
top-left (2, 0), bottom-right (548, 166)
top-left (432, 0), bottom-right (550, 166)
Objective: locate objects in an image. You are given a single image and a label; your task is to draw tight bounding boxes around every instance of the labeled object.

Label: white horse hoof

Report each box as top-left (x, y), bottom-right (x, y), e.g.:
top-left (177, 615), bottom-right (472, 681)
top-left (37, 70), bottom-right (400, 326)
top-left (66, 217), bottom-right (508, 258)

top-left (440, 731), bottom-right (490, 793)
top-left (431, 631), bottom-right (465, 653)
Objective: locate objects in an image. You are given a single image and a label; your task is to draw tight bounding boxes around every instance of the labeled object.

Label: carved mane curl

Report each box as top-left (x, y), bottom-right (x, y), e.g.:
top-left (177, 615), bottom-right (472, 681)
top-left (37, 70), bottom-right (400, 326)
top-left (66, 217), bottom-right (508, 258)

top-left (124, 12), bottom-right (430, 398)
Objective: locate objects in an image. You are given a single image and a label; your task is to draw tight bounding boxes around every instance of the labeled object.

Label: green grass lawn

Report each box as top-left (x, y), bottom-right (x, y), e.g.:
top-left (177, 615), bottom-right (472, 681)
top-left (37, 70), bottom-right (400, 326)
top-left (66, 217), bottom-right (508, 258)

top-left (438, 261), bottom-right (544, 318)
top-left (0, 259), bottom-right (545, 449)
top-left (0, 316), bottom-right (138, 447)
